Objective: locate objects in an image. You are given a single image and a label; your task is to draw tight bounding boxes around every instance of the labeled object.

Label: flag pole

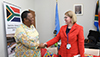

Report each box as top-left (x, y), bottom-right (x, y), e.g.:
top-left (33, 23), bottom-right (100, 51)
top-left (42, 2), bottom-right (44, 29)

top-left (54, 0), bottom-right (60, 47)
top-left (56, 0), bottom-right (58, 2)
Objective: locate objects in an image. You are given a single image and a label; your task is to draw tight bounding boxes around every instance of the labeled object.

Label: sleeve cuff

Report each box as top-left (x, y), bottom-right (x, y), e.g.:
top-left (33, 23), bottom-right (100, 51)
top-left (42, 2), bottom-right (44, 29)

top-left (44, 43), bottom-right (47, 47)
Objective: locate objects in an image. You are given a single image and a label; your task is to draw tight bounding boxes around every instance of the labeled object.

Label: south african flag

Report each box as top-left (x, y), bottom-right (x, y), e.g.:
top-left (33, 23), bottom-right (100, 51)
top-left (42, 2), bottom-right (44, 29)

top-left (6, 5), bottom-right (21, 22)
top-left (94, 0), bottom-right (100, 31)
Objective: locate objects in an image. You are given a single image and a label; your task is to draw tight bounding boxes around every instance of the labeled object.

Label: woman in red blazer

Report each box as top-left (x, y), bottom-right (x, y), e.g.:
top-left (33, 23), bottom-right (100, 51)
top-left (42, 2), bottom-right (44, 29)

top-left (44, 11), bottom-right (84, 57)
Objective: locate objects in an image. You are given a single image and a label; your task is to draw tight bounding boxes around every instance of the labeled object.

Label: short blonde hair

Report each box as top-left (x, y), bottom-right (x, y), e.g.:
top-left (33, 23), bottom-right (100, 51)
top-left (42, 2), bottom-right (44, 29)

top-left (65, 11), bottom-right (77, 24)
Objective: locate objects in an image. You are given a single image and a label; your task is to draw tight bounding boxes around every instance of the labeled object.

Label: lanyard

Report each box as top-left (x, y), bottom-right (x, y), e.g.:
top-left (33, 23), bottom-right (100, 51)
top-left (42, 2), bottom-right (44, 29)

top-left (67, 33), bottom-right (69, 44)
top-left (66, 26), bottom-right (70, 44)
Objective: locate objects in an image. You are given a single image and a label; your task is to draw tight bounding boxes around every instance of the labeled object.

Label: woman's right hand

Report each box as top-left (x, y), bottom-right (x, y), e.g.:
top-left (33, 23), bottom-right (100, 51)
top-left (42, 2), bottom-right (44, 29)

top-left (38, 43), bottom-right (45, 48)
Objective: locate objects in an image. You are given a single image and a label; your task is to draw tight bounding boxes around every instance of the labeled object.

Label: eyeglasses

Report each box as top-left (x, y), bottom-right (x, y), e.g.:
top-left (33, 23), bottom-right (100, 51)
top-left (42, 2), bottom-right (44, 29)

top-left (64, 17), bottom-right (67, 19)
top-left (26, 18), bottom-right (31, 21)
top-left (26, 17), bottom-right (34, 21)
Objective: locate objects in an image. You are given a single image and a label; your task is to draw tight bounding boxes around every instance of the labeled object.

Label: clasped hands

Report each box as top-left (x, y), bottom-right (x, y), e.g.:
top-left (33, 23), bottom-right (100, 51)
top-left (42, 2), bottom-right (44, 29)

top-left (38, 43), bottom-right (47, 48)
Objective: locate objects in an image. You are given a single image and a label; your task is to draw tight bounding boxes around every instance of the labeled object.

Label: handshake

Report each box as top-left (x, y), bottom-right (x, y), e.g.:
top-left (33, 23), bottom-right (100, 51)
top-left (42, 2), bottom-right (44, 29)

top-left (38, 43), bottom-right (47, 48)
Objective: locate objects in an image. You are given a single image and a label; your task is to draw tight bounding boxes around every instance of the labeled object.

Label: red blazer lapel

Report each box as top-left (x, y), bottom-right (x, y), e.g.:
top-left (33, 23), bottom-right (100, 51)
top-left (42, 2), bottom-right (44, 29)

top-left (62, 23), bottom-right (78, 38)
top-left (69, 23), bottom-right (77, 33)
top-left (63, 25), bottom-right (67, 37)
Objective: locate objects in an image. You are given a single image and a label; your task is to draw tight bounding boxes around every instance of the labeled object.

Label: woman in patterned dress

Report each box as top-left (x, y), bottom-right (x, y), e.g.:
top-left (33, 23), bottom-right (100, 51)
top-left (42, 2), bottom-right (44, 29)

top-left (14, 11), bottom-right (43, 57)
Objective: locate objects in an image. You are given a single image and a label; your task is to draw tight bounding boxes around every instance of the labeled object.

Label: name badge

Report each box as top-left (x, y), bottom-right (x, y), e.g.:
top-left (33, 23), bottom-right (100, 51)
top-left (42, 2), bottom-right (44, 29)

top-left (66, 44), bottom-right (71, 49)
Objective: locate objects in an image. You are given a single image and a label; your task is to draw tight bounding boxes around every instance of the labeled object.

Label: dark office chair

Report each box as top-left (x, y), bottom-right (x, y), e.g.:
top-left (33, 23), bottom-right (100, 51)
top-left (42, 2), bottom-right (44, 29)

top-left (85, 30), bottom-right (100, 49)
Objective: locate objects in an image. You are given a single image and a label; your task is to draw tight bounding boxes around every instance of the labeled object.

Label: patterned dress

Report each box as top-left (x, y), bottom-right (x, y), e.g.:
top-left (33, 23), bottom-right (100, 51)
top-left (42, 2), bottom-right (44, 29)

top-left (14, 24), bottom-right (40, 57)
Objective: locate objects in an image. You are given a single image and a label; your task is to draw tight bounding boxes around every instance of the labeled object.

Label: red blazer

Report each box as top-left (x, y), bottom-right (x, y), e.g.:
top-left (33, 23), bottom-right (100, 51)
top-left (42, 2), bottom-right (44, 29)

top-left (46, 23), bottom-right (84, 57)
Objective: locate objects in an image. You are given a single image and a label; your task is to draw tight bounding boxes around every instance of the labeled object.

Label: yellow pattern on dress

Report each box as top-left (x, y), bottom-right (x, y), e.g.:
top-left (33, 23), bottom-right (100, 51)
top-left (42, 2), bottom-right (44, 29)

top-left (14, 24), bottom-right (40, 57)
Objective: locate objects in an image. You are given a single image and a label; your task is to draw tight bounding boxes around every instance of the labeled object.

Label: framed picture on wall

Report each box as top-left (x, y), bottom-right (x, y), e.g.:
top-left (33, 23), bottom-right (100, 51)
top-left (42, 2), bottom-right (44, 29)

top-left (73, 4), bottom-right (83, 15)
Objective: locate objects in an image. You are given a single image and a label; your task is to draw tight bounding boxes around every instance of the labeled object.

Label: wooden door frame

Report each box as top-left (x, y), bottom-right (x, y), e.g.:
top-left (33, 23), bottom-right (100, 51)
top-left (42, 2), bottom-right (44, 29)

top-left (29, 9), bottom-right (36, 28)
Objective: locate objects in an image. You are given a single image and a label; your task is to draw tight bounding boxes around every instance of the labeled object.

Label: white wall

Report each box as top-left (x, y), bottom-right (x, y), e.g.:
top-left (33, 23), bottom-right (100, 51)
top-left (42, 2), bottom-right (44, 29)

top-left (0, 0), bottom-right (35, 57)
top-left (35, 0), bottom-right (98, 43)
top-left (35, 0), bottom-right (56, 43)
